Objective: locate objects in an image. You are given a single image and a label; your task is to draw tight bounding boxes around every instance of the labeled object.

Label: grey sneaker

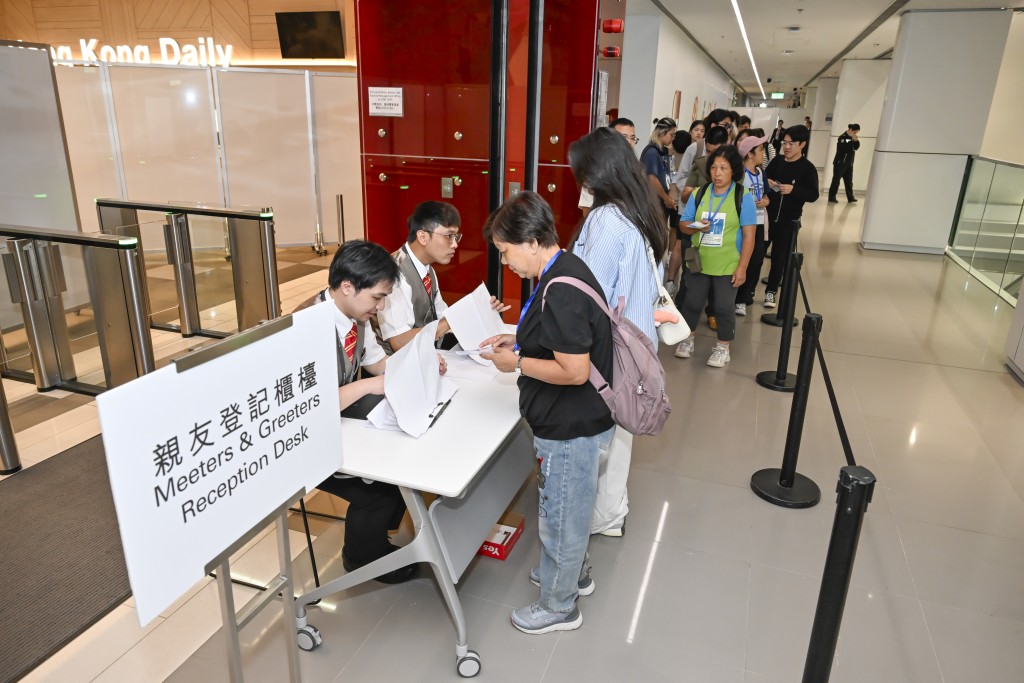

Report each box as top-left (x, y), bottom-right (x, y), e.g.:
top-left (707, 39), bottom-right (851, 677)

top-left (674, 337), bottom-right (694, 358)
top-left (707, 345), bottom-right (731, 368)
top-left (735, 303), bottom-right (747, 317)
top-left (529, 563), bottom-right (595, 596)
top-left (510, 601), bottom-right (583, 634)
top-left (764, 291), bottom-right (777, 309)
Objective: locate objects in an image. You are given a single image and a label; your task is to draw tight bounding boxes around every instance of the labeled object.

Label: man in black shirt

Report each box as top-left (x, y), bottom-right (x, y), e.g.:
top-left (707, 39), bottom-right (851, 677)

top-left (763, 125), bottom-right (819, 308)
top-left (828, 123), bottom-right (861, 203)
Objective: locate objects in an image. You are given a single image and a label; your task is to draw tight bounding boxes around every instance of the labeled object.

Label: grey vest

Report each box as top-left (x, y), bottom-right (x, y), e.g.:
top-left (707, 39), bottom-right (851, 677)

top-left (292, 289), bottom-right (364, 386)
top-left (377, 245), bottom-right (440, 354)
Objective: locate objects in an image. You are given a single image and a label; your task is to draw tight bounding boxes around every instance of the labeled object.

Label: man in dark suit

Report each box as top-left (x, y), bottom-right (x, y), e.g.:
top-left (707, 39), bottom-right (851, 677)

top-left (829, 124), bottom-right (861, 203)
top-left (769, 120), bottom-right (785, 155)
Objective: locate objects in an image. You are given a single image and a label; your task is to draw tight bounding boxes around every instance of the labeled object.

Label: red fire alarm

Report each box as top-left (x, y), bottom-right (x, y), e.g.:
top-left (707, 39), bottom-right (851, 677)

top-left (602, 19), bottom-right (625, 33)
top-left (601, 46), bottom-right (621, 58)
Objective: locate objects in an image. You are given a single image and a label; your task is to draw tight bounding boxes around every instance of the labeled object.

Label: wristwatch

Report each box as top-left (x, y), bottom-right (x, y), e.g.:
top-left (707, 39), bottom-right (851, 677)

top-left (515, 354), bottom-right (523, 375)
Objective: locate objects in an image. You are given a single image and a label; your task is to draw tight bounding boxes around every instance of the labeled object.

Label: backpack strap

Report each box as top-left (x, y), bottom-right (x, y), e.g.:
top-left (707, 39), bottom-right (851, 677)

top-left (540, 276), bottom-right (611, 317)
top-left (539, 276), bottom-right (615, 392)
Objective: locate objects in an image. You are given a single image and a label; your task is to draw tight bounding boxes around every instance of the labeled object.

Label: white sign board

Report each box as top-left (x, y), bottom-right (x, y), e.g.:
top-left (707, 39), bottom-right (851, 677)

top-left (97, 304), bottom-right (342, 626)
top-left (368, 86), bottom-right (404, 117)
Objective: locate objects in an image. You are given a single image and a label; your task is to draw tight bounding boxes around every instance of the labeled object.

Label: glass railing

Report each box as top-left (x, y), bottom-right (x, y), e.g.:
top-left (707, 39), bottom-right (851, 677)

top-left (948, 156), bottom-right (1024, 305)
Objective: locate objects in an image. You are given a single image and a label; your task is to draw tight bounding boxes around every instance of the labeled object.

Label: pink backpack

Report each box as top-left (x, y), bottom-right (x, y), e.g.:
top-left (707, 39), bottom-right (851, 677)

top-left (542, 276), bottom-right (671, 436)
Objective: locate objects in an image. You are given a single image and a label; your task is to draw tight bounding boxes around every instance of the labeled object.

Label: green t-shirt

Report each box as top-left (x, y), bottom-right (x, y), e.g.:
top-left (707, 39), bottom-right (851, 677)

top-left (695, 184), bottom-right (743, 276)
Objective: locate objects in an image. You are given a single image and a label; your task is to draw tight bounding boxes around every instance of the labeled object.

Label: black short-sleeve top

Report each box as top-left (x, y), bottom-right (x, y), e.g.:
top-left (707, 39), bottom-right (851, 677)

top-left (515, 251), bottom-right (614, 440)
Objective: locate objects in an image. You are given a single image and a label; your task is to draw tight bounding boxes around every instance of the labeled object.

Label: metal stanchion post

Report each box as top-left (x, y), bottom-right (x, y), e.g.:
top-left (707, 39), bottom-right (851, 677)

top-left (751, 312), bottom-right (822, 508)
top-left (0, 378), bottom-right (21, 474)
top-left (802, 466), bottom-right (876, 683)
top-left (757, 252), bottom-right (803, 392)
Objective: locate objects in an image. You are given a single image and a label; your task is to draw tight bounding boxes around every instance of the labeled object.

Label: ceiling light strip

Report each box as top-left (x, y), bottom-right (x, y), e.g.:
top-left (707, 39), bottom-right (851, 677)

top-left (804, 0), bottom-right (911, 87)
top-left (647, 0), bottom-right (748, 98)
top-left (729, 0), bottom-right (766, 99)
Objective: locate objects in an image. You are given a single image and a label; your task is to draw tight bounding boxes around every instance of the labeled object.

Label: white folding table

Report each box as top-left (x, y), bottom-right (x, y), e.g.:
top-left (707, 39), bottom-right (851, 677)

top-left (293, 373), bottom-right (535, 678)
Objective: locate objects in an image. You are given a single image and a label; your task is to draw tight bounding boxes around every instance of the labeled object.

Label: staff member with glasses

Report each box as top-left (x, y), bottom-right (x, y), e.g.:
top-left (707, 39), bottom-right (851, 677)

top-left (609, 117), bottom-right (638, 148)
top-left (376, 201), bottom-right (509, 352)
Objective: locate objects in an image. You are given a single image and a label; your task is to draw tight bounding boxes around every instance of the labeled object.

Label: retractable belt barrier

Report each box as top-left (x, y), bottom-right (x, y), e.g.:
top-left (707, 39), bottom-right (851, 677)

top-left (751, 249), bottom-right (879, 683)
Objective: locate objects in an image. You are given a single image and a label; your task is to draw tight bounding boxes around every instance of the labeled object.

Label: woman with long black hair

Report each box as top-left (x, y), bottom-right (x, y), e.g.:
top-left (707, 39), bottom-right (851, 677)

top-left (567, 126), bottom-right (667, 538)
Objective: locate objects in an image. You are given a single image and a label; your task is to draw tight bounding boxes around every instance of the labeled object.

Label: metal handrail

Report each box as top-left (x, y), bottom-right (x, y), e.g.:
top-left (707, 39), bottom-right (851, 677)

top-left (0, 223), bottom-right (137, 249)
top-left (94, 198), bottom-right (272, 222)
top-left (970, 155), bottom-right (1024, 171)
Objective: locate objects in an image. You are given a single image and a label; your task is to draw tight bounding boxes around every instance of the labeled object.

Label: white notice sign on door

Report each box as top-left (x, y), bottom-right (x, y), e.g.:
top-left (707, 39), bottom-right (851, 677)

top-left (368, 86), bottom-right (404, 117)
top-left (97, 303), bottom-right (342, 626)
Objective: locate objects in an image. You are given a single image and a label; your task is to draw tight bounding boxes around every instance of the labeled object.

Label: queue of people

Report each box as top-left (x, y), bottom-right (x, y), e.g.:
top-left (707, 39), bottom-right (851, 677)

top-left (309, 111), bottom-right (816, 636)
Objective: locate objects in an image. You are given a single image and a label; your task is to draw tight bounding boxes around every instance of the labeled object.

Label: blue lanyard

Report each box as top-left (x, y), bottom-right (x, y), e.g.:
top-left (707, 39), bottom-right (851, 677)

top-left (704, 183), bottom-right (733, 223)
top-left (745, 169), bottom-right (762, 200)
top-left (514, 250), bottom-right (563, 351)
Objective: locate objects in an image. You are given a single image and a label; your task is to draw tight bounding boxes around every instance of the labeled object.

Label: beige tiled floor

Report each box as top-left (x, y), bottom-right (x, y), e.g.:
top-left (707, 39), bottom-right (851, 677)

top-left (8, 196), bottom-right (1024, 682)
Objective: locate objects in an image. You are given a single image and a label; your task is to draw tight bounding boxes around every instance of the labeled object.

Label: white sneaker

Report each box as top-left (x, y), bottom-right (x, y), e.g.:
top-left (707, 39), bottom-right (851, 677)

top-left (707, 345), bottom-right (730, 368)
top-left (674, 337), bottom-right (694, 359)
top-left (735, 303), bottom-right (747, 317)
top-left (764, 292), bottom-right (777, 309)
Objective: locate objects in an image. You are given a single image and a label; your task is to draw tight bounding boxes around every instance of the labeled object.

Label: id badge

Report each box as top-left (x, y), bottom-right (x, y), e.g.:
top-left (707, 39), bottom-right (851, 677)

top-left (700, 211), bottom-right (725, 247)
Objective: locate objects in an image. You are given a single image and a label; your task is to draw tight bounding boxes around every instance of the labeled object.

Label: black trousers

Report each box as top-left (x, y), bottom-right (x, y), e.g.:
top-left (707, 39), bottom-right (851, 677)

top-left (737, 224), bottom-right (765, 305)
top-left (766, 219), bottom-right (800, 293)
top-left (829, 164), bottom-right (854, 201)
top-left (673, 233), bottom-right (717, 318)
top-left (681, 272), bottom-right (738, 342)
top-left (317, 474), bottom-right (406, 564)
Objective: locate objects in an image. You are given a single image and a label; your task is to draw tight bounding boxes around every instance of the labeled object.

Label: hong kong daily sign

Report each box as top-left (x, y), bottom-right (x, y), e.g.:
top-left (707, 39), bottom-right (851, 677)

top-left (97, 303), bottom-right (341, 626)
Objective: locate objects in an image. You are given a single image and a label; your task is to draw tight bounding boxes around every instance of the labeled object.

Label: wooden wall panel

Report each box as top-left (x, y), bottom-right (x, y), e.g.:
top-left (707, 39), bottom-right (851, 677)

top-left (98, 0), bottom-right (136, 45)
top-left (0, 0), bottom-right (355, 67)
top-left (4, 0), bottom-right (39, 41)
top-left (210, 0), bottom-right (251, 60)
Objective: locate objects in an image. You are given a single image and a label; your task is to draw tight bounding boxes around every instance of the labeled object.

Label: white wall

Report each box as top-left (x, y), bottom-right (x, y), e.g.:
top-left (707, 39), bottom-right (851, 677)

top-left (619, 0), bottom-right (732, 139)
top-left (981, 12), bottom-right (1024, 165)
top-left (808, 77), bottom-right (838, 170)
top-left (822, 60), bottom-right (890, 194)
top-left (862, 9), bottom-right (1011, 253)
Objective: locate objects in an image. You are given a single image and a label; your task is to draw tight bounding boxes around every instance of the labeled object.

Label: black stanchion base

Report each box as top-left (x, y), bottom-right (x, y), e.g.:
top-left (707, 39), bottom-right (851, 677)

top-left (750, 468), bottom-right (821, 508)
top-left (1, 465), bottom-right (21, 475)
top-left (756, 370), bottom-right (797, 392)
top-left (760, 312), bottom-right (798, 327)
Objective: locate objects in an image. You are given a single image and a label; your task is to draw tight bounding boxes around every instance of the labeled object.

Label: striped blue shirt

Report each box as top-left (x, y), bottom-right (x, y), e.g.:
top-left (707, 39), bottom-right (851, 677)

top-left (573, 204), bottom-right (659, 346)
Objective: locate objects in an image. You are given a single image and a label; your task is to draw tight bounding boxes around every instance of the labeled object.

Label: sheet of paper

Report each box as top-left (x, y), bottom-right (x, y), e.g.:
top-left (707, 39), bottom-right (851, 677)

top-left (383, 320), bottom-right (458, 438)
top-left (441, 351), bottom-right (500, 382)
top-left (443, 283), bottom-right (507, 366)
top-left (455, 345), bottom-right (492, 356)
top-left (365, 398), bottom-right (404, 432)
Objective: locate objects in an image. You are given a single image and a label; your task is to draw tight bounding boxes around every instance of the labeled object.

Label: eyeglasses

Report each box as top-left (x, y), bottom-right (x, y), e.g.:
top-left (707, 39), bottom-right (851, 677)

top-left (430, 230), bottom-right (463, 244)
top-left (781, 141), bottom-right (798, 147)
top-left (621, 133), bottom-right (638, 143)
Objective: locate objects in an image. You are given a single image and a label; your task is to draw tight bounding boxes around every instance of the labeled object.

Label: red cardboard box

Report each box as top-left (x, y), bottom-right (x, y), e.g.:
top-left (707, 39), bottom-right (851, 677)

top-left (477, 512), bottom-right (525, 561)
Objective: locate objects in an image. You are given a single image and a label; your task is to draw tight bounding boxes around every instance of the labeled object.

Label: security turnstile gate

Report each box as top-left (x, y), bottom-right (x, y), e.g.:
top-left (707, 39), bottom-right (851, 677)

top-left (95, 199), bottom-right (280, 339)
top-left (0, 224), bottom-right (154, 395)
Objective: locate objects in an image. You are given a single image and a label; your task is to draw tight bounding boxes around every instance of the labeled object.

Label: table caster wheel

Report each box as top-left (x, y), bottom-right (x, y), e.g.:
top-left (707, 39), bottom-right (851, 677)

top-left (456, 650), bottom-right (481, 677)
top-left (297, 624), bottom-right (322, 651)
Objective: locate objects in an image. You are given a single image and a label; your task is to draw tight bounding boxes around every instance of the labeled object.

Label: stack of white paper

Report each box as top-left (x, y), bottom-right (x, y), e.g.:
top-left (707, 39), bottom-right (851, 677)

top-left (368, 320), bottom-right (457, 438)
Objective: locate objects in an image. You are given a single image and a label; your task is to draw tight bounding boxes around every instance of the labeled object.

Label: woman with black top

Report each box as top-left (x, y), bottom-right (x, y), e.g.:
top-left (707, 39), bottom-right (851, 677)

top-left (640, 117), bottom-right (678, 231)
top-left (480, 191), bottom-right (615, 636)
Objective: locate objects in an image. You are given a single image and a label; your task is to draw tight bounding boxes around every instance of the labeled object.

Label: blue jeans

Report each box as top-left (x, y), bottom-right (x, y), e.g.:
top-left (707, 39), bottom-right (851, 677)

top-left (535, 427), bottom-right (614, 612)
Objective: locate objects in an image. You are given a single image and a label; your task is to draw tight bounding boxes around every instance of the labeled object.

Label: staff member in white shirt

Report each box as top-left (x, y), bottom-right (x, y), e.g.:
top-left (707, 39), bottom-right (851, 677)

top-left (377, 201), bottom-right (507, 352)
top-left (293, 240), bottom-right (446, 584)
